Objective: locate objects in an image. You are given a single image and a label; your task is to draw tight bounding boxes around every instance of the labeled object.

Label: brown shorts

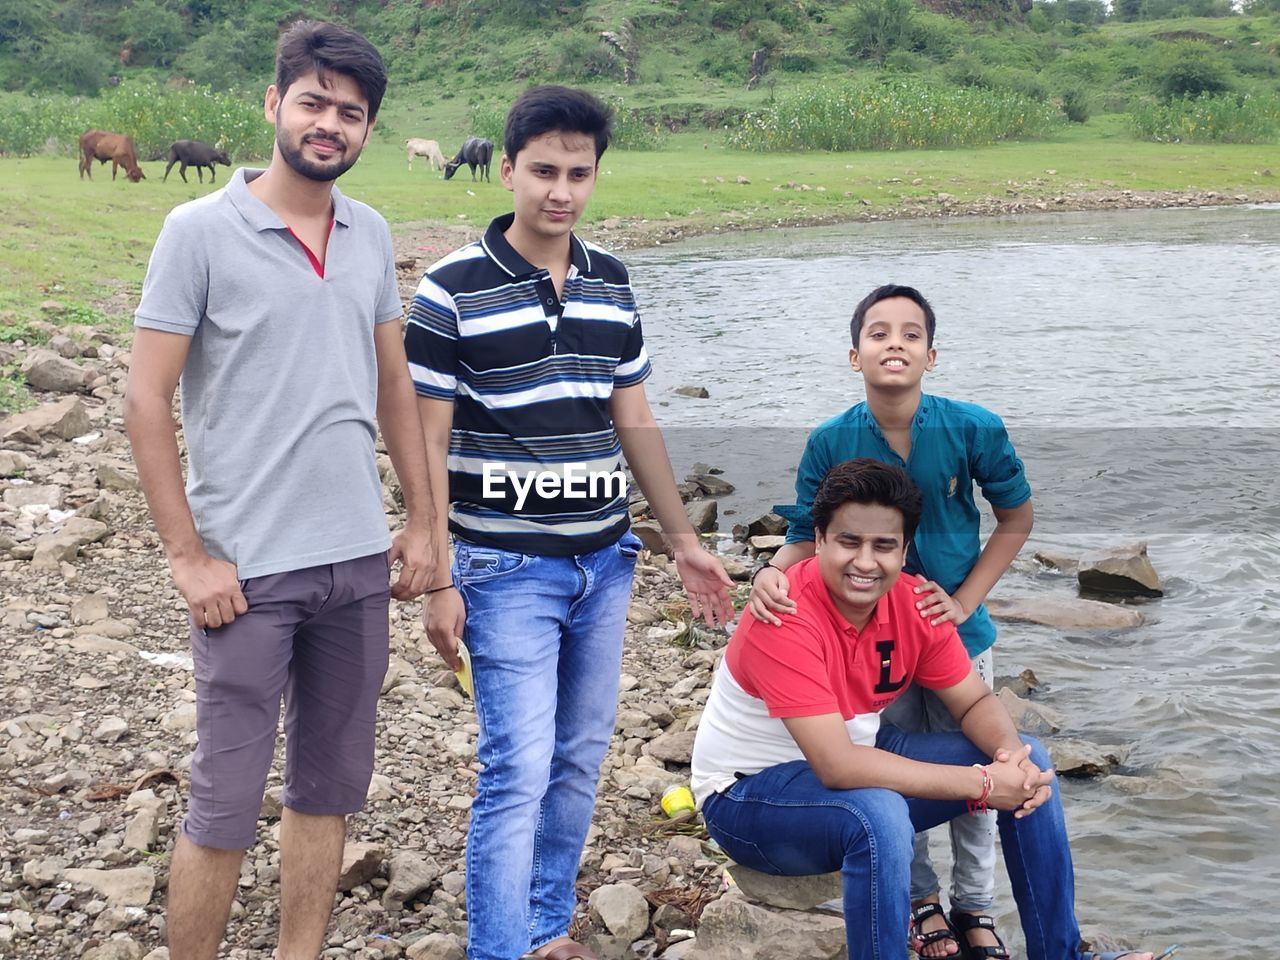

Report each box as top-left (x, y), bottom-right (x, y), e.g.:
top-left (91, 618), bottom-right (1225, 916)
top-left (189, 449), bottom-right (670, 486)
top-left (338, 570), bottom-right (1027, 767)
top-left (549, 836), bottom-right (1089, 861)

top-left (182, 552), bottom-right (390, 849)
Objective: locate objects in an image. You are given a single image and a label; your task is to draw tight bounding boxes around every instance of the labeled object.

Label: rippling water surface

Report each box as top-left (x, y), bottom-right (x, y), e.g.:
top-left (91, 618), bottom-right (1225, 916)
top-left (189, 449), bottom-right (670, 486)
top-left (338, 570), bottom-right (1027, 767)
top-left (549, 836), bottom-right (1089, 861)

top-left (626, 206), bottom-right (1280, 954)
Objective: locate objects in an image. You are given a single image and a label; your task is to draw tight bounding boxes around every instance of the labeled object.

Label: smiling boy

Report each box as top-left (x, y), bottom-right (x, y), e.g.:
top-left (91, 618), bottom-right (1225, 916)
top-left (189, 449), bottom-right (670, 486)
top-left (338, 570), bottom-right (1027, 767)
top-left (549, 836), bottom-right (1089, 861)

top-left (404, 85), bottom-right (732, 960)
top-left (692, 459), bottom-right (1153, 960)
top-left (750, 284), bottom-right (1035, 958)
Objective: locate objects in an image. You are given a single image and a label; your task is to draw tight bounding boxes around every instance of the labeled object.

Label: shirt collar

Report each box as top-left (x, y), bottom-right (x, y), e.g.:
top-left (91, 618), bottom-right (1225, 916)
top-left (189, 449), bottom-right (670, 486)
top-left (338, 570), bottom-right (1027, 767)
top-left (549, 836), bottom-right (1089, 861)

top-left (228, 167), bottom-right (352, 231)
top-left (480, 212), bottom-right (591, 278)
top-left (861, 393), bottom-right (933, 434)
top-left (799, 556), bottom-right (891, 637)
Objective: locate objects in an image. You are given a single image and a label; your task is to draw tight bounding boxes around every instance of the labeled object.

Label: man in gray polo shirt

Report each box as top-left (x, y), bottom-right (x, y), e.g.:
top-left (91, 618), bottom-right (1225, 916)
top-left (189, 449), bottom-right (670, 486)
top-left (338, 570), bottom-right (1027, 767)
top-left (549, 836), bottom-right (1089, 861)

top-left (124, 22), bottom-right (435, 960)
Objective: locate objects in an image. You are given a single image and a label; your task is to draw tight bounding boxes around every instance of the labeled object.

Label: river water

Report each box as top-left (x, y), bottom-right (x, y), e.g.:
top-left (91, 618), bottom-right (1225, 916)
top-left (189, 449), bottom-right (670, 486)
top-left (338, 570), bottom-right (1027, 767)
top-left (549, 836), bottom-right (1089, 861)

top-left (627, 205), bottom-right (1280, 955)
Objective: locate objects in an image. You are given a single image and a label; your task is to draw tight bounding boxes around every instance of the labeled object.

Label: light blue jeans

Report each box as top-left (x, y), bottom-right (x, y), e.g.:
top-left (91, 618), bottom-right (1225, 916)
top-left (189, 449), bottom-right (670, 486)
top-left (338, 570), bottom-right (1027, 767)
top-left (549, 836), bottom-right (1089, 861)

top-left (701, 730), bottom-right (1082, 960)
top-left (454, 533), bottom-right (640, 960)
top-left (880, 649), bottom-right (996, 912)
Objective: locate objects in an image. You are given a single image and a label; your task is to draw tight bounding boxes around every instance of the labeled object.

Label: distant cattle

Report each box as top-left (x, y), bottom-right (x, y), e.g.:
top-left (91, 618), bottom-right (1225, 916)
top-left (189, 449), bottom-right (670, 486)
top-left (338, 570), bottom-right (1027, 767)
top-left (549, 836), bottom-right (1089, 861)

top-left (443, 137), bottom-right (493, 182)
top-left (79, 129), bottom-right (145, 183)
top-left (405, 138), bottom-right (446, 172)
top-left (164, 140), bottom-right (231, 184)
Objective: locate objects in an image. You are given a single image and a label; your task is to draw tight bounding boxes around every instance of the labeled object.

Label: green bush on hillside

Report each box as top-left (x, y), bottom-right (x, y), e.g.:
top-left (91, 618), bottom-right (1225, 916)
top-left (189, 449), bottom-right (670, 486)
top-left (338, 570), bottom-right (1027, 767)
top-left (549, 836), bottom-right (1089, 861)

top-left (726, 77), bottom-right (1062, 150)
top-left (1149, 41), bottom-right (1233, 99)
top-left (1129, 91), bottom-right (1280, 140)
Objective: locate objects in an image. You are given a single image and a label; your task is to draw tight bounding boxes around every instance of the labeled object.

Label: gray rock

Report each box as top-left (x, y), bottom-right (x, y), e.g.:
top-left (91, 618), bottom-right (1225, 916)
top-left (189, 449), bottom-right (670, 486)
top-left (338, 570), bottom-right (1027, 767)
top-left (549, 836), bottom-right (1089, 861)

top-left (0, 449), bottom-right (33, 476)
top-left (748, 535), bottom-right (785, 551)
top-left (628, 602), bottom-right (666, 626)
top-left (22, 349), bottom-right (91, 393)
top-left (160, 703), bottom-right (197, 733)
top-left (3, 483), bottom-right (63, 508)
top-left (588, 882), bottom-right (651, 942)
top-left (123, 790), bottom-right (166, 853)
top-left (1033, 549), bottom-right (1079, 574)
top-left (30, 530), bottom-right (82, 571)
top-left (21, 857), bottom-right (66, 889)
top-left (63, 866), bottom-right (156, 906)
top-left (2, 396), bottom-right (91, 443)
top-left (60, 516), bottom-right (111, 545)
top-left (1049, 739), bottom-right (1127, 779)
top-left (383, 851), bottom-right (440, 911)
top-left (1077, 542), bottom-right (1163, 598)
top-left (665, 835), bottom-right (704, 864)
top-left (726, 863), bottom-right (841, 911)
top-left (631, 521), bottom-right (669, 557)
top-left (673, 385), bottom-right (710, 399)
top-left (687, 892), bottom-right (847, 959)
top-left (687, 474), bottom-right (735, 497)
top-left (746, 513), bottom-right (788, 539)
top-left (97, 459), bottom-right (140, 492)
top-left (985, 596), bottom-right (1144, 630)
top-left (338, 841), bottom-right (385, 892)
top-left (685, 500), bottom-right (717, 534)
top-left (48, 334), bottom-right (81, 358)
top-left (661, 938), bottom-right (699, 959)
top-left (93, 717), bottom-right (129, 742)
top-left (644, 731), bottom-right (696, 765)
top-left (997, 687), bottom-right (1062, 736)
top-left (406, 932), bottom-right (467, 960)
top-left (83, 940), bottom-right (144, 960)
top-left (72, 592), bottom-right (112, 624)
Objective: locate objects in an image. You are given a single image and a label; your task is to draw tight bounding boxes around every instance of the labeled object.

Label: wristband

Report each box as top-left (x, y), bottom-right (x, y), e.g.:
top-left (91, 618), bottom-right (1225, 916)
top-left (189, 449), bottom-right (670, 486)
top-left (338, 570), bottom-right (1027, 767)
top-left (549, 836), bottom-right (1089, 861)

top-left (967, 764), bottom-right (991, 817)
top-left (424, 582), bottom-right (456, 595)
top-left (750, 562), bottom-right (781, 586)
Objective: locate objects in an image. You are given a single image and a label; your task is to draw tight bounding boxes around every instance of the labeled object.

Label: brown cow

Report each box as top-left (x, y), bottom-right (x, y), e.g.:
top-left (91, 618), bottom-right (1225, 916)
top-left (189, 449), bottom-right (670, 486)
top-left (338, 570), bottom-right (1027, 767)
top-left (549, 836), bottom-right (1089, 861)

top-left (79, 129), bottom-right (146, 183)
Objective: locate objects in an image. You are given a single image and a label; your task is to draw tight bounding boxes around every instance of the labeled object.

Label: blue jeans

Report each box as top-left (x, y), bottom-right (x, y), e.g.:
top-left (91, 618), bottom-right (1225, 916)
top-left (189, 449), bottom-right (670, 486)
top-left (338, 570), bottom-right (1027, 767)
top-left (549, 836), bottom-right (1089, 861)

top-left (701, 728), bottom-right (1082, 960)
top-left (455, 533), bottom-right (640, 960)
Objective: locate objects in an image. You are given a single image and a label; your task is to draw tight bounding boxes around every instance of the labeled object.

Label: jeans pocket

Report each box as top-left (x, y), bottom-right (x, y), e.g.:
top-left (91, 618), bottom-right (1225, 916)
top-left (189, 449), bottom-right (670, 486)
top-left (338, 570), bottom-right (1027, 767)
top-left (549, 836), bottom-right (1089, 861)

top-left (454, 544), bottom-right (530, 584)
top-left (616, 530), bottom-right (643, 561)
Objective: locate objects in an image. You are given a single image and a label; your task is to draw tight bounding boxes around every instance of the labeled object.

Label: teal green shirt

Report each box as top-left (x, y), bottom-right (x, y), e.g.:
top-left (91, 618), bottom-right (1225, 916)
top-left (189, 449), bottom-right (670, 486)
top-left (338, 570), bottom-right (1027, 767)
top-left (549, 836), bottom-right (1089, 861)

top-left (776, 393), bottom-right (1031, 658)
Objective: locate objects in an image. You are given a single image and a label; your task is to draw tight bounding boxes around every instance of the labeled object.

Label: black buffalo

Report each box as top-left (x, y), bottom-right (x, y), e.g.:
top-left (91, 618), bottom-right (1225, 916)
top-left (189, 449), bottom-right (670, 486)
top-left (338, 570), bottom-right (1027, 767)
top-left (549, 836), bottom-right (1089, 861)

top-left (443, 137), bottom-right (493, 182)
top-left (163, 140), bottom-right (231, 184)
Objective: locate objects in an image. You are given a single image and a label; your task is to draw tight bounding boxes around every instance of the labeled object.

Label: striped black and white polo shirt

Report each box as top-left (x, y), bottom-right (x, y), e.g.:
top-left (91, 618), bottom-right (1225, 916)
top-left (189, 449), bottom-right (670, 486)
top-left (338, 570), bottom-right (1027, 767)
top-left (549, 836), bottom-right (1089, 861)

top-left (405, 213), bottom-right (651, 556)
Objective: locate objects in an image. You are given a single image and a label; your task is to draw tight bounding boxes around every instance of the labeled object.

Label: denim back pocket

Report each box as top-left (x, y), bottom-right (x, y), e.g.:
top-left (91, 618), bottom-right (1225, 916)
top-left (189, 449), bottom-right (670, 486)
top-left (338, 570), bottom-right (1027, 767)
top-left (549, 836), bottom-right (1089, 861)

top-left (454, 541), bottom-right (530, 584)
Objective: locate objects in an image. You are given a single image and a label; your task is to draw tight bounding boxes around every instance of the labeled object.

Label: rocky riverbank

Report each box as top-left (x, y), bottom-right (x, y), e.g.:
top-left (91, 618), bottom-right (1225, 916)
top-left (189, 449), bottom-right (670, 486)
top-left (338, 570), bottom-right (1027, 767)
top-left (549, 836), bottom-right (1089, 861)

top-left (388, 184), bottom-right (1280, 265)
top-left (1, 325), bottom-right (1160, 959)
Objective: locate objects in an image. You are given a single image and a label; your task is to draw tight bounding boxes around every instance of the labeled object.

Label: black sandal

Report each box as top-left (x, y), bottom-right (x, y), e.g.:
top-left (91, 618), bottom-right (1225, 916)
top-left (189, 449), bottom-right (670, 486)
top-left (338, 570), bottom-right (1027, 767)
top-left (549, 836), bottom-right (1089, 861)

top-left (910, 901), bottom-right (960, 957)
top-left (949, 909), bottom-right (1011, 960)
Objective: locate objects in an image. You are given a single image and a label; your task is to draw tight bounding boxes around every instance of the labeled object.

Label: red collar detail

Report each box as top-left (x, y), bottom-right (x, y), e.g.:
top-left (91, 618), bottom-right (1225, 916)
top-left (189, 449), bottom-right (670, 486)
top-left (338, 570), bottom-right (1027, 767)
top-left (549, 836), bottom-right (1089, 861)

top-left (286, 218), bottom-right (335, 278)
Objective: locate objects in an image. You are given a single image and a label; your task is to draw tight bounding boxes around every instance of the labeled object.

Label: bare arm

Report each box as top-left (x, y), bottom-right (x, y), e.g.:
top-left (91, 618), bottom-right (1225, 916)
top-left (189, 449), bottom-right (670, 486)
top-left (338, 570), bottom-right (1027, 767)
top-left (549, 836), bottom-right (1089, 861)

top-left (783, 669), bottom-right (1052, 813)
top-left (915, 500), bottom-right (1035, 626)
top-left (417, 396), bottom-right (465, 670)
top-left (124, 328), bottom-right (245, 629)
top-left (374, 320), bottom-right (437, 599)
top-left (610, 384), bottom-right (733, 626)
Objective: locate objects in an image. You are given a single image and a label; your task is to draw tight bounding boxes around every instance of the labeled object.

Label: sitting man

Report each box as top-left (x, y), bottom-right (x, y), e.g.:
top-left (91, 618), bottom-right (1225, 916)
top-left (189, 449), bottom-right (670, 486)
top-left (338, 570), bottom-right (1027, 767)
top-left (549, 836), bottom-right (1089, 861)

top-left (690, 458), bottom-right (1154, 960)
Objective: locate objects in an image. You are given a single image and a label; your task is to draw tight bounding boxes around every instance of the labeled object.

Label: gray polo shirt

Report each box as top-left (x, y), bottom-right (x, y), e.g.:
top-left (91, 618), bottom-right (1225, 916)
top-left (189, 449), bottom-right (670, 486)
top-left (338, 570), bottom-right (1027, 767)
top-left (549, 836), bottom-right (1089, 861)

top-left (134, 167), bottom-right (402, 578)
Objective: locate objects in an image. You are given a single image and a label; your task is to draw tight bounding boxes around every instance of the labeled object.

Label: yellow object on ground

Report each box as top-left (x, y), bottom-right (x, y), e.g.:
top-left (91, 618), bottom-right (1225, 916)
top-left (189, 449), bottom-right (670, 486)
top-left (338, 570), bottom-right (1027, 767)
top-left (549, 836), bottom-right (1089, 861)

top-left (661, 784), bottom-right (696, 818)
top-left (455, 638), bottom-right (474, 698)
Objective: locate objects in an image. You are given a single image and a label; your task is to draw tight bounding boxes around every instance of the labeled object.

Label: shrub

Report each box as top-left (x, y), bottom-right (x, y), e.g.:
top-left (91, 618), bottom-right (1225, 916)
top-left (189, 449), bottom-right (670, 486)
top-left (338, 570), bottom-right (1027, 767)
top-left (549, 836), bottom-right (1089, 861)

top-left (1149, 41), bottom-right (1233, 100)
top-left (554, 33), bottom-right (623, 82)
top-left (834, 0), bottom-right (919, 63)
top-left (1060, 84), bottom-right (1092, 122)
top-left (726, 77), bottom-right (1062, 151)
top-left (1129, 91), bottom-right (1280, 141)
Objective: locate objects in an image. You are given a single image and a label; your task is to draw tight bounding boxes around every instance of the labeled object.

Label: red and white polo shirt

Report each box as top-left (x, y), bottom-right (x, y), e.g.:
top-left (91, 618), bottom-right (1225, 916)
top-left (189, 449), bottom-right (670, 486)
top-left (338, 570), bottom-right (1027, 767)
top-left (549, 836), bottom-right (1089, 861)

top-left (690, 557), bottom-right (972, 806)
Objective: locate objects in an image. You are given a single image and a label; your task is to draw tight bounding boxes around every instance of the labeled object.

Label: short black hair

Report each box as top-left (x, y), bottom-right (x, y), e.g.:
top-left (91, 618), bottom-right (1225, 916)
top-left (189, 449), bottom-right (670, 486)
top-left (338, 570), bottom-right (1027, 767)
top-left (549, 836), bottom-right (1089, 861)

top-left (275, 20), bottom-right (387, 122)
top-left (504, 85), bottom-right (613, 163)
top-left (850, 284), bottom-right (937, 348)
top-left (812, 458), bottom-right (923, 543)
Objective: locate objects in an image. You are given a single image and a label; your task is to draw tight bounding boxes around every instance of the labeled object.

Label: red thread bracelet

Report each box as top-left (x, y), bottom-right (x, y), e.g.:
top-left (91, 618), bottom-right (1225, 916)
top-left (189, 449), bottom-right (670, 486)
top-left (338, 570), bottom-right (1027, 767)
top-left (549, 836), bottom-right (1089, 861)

top-left (967, 765), bottom-right (991, 817)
